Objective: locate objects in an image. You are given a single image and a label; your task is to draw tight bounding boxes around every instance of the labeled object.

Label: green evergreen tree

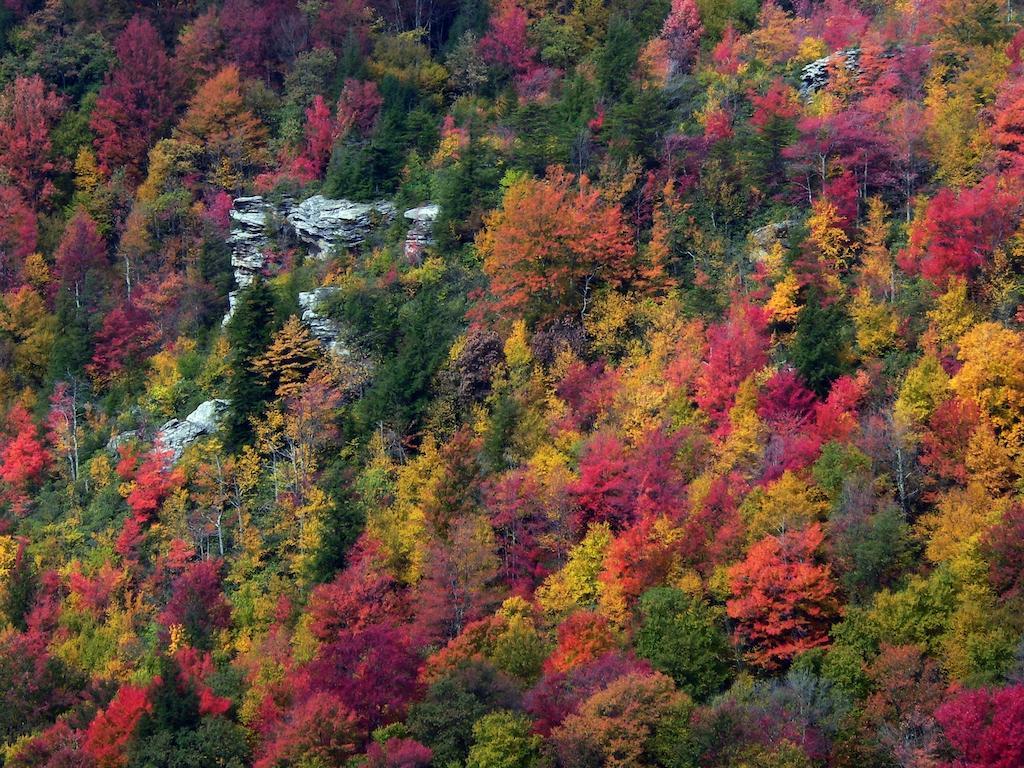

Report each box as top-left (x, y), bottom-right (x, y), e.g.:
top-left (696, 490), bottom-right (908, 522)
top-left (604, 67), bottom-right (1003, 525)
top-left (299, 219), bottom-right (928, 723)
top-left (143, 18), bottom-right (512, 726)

top-left (48, 292), bottom-right (92, 384)
top-left (597, 15), bottom-right (641, 100)
top-left (224, 278), bottom-right (277, 448)
top-left (790, 291), bottom-right (851, 397)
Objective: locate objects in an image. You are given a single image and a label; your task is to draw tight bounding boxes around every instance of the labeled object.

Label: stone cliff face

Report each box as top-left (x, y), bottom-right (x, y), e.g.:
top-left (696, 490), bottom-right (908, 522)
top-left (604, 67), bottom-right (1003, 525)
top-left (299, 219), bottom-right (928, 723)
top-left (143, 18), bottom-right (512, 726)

top-left (403, 203), bottom-right (439, 264)
top-left (225, 196), bottom-right (286, 322)
top-left (224, 193), bottom-right (436, 323)
top-left (288, 196), bottom-right (396, 255)
top-left (222, 194), bottom-right (438, 398)
top-left (223, 194), bottom-right (395, 324)
top-left (224, 194), bottom-right (436, 324)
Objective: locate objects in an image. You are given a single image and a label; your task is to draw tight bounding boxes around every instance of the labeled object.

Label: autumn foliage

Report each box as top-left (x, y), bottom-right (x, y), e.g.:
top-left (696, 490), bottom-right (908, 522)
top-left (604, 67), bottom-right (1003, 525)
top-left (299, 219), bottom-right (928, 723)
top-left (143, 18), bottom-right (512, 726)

top-left (4, 2), bottom-right (1024, 767)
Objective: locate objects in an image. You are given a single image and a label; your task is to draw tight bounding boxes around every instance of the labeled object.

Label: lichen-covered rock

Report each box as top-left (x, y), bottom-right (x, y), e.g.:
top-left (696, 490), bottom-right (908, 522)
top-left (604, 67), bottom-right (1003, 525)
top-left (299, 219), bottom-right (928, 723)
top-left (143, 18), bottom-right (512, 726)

top-left (748, 220), bottom-right (797, 263)
top-left (106, 429), bottom-right (140, 454)
top-left (155, 399), bottom-right (230, 461)
top-left (298, 287), bottom-right (345, 354)
top-left (224, 196), bottom-right (280, 325)
top-left (403, 203), bottom-right (440, 264)
top-left (799, 48), bottom-right (860, 98)
top-left (286, 195), bottom-right (396, 256)
top-left (228, 196), bottom-right (284, 283)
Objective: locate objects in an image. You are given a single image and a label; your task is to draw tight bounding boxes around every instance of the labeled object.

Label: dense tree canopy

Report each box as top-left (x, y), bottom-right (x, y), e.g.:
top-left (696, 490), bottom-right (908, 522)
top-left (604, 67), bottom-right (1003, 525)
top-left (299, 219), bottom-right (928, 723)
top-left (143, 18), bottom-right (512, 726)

top-left (1, 1), bottom-right (1024, 766)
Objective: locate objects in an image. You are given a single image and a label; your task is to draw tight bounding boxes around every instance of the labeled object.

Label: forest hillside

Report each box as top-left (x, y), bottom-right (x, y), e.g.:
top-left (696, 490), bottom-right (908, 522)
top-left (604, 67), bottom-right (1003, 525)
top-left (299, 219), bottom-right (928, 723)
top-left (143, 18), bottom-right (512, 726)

top-left (1, 0), bottom-right (1024, 766)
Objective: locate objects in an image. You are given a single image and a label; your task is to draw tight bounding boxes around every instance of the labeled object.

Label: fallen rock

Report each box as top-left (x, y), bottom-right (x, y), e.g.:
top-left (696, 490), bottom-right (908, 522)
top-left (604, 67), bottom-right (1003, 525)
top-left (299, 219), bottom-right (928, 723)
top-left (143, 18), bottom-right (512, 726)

top-left (155, 399), bottom-right (230, 462)
top-left (403, 203), bottom-right (440, 264)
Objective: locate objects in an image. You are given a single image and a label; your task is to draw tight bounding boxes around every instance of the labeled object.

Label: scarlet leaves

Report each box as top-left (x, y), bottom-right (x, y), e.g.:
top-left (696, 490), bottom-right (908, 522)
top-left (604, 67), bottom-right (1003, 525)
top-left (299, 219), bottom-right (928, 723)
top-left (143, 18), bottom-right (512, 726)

top-left (84, 684), bottom-right (152, 768)
top-left (726, 523), bottom-right (841, 670)
top-left (0, 404), bottom-right (49, 512)
top-left (695, 301), bottom-right (770, 430)
top-left (86, 303), bottom-right (158, 385)
top-left (478, 0), bottom-right (536, 78)
top-left (900, 176), bottom-right (1022, 286)
top-left (934, 685), bottom-right (1024, 768)
top-left (295, 625), bottom-right (422, 738)
top-left (660, 0), bottom-right (703, 74)
top-left (570, 427), bottom-right (690, 533)
top-left (299, 94), bottom-right (335, 178)
top-left (91, 16), bottom-right (178, 181)
top-left (992, 80), bottom-right (1024, 175)
top-left (118, 447), bottom-right (183, 524)
top-left (158, 559), bottom-right (231, 648)
top-left (306, 538), bottom-right (409, 641)
top-left (336, 78), bottom-right (383, 138)
top-left (0, 75), bottom-right (64, 204)
top-left (54, 210), bottom-right (107, 307)
top-left (0, 186), bottom-right (37, 291)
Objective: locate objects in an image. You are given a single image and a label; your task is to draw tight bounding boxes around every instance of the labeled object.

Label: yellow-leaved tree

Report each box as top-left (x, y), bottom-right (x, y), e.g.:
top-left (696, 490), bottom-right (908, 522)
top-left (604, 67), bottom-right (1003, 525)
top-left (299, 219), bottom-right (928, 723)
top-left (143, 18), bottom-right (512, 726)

top-left (536, 523), bottom-right (613, 619)
top-left (894, 353), bottom-right (950, 427)
top-left (951, 322), bottom-right (1024, 458)
top-left (740, 470), bottom-right (830, 542)
top-left (917, 482), bottom-right (1010, 565)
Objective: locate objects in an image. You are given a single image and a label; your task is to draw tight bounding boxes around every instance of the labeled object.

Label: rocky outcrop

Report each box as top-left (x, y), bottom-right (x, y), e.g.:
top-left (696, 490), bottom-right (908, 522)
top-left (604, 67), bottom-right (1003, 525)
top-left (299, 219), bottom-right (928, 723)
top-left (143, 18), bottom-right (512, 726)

top-left (403, 203), bottom-right (440, 264)
top-left (223, 194), bottom-right (395, 324)
top-left (748, 220), bottom-right (797, 263)
top-left (298, 287), bottom-right (346, 355)
top-left (155, 399), bottom-right (230, 462)
top-left (106, 400), bottom-right (230, 462)
top-left (106, 429), bottom-right (140, 454)
top-left (297, 287), bottom-right (375, 395)
top-left (288, 195), bottom-right (396, 256)
top-left (799, 48), bottom-right (860, 98)
top-left (225, 196), bottom-right (286, 324)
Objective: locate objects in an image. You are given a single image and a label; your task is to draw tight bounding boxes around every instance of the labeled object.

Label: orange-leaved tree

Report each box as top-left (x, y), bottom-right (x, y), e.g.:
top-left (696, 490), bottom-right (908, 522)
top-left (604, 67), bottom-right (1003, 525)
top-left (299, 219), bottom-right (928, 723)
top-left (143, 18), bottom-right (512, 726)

top-left (726, 522), bottom-right (840, 670)
top-left (475, 167), bottom-right (650, 328)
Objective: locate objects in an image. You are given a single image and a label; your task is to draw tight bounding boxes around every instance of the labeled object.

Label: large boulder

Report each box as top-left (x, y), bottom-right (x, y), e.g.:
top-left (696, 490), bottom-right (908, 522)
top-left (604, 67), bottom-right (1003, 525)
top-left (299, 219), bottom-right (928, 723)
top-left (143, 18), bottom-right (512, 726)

top-left (748, 220), bottom-right (798, 263)
top-left (155, 399), bottom-right (230, 462)
top-left (799, 48), bottom-right (860, 98)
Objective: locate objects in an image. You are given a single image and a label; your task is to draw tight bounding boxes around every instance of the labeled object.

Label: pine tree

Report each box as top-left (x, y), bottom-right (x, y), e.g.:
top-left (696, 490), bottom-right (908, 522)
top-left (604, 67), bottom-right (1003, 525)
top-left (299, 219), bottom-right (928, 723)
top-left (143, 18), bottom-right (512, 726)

top-left (790, 290), bottom-right (850, 397)
top-left (225, 278), bottom-right (277, 448)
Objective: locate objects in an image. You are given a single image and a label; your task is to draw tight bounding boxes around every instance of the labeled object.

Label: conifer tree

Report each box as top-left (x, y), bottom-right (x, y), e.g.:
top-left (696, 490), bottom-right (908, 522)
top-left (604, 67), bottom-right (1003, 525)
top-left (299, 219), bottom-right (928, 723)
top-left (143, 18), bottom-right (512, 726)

top-left (253, 315), bottom-right (323, 399)
top-left (225, 277), bottom-right (277, 448)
